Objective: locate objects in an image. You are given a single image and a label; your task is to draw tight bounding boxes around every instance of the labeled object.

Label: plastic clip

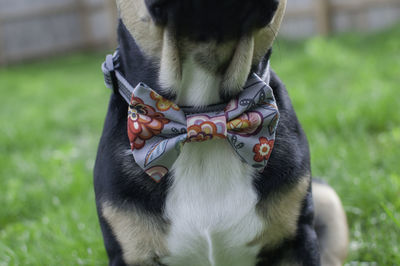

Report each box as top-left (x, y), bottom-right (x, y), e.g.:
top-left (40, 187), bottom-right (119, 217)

top-left (106, 54), bottom-right (119, 95)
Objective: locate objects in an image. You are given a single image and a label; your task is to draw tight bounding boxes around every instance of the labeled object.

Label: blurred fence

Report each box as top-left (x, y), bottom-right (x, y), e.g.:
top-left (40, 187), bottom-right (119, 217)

top-left (0, 0), bottom-right (399, 65)
top-left (281, 0), bottom-right (400, 38)
top-left (0, 0), bottom-right (117, 65)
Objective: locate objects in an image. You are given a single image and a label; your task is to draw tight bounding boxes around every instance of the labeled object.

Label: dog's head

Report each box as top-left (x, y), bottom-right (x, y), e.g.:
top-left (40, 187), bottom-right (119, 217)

top-left (116, 0), bottom-right (286, 102)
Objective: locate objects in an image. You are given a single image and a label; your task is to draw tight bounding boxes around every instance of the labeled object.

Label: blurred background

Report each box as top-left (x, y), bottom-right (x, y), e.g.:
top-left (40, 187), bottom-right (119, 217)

top-left (0, 0), bottom-right (399, 265)
top-left (0, 0), bottom-right (400, 64)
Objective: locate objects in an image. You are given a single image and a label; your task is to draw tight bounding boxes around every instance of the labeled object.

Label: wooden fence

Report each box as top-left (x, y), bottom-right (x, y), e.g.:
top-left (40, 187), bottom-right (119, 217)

top-left (0, 0), bottom-right (399, 65)
top-left (0, 0), bottom-right (118, 65)
top-left (282, 0), bottom-right (400, 38)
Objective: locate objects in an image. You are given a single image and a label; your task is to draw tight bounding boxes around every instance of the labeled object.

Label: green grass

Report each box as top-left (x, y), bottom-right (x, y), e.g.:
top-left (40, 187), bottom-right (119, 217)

top-left (0, 54), bottom-right (110, 265)
top-left (272, 27), bottom-right (400, 264)
top-left (1, 25), bottom-right (399, 265)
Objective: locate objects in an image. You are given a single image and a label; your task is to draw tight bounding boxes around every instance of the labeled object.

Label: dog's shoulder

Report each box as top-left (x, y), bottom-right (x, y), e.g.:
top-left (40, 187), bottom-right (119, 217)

top-left (93, 93), bottom-right (171, 215)
top-left (94, 22), bottom-right (174, 215)
top-left (254, 69), bottom-right (311, 197)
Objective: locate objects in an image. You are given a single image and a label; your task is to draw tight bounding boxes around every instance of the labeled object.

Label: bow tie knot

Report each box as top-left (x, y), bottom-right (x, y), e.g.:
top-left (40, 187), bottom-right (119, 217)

top-left (127, 73), bottom-right (279, 182)
top-left (187, 112), bottom-right (227, 142)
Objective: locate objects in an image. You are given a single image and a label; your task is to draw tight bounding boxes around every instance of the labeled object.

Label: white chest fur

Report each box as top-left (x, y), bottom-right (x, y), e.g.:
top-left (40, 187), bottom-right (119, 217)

top-left (162, 53), bottom-right (264, 266)
top-left (163, 140), bottom-right (263, 266)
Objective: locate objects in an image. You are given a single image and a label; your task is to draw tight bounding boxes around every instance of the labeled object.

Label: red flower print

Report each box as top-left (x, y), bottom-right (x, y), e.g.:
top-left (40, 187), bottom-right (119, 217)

top-left (127, 96), bottom-right (169, 150)
top-left (150, 91), bottom-right (180, 111)
top-left (253, 137), bottom-right (274, 162)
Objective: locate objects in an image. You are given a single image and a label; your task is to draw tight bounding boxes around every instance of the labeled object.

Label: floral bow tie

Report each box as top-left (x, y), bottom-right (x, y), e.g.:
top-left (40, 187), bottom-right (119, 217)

top-left (126, 73), bottom-right (279, 182)
top-left (102, 52), bottom-right (279, 182)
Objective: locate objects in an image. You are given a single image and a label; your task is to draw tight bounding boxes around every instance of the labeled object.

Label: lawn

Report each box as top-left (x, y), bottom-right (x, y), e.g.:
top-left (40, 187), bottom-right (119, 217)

top-left (1, 25), bottom-right (399, 265)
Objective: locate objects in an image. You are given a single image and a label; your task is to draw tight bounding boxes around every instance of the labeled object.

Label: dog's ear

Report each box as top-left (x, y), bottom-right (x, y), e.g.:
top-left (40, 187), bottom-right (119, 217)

top-left (253, 0), bottom-right (287, 64)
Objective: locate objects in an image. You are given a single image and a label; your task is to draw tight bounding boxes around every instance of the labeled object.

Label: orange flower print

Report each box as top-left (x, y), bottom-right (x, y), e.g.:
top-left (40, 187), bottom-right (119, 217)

top-left (150, 91), bottom-right (180, 111)
top-left (186, 115), bottom-right (227, 143)
top-left (253, 137), bottom-right (274, 162)
top-left (187, 122), bottom-right (222, 142)
top-left (128, 96), bottom-right (169, 150)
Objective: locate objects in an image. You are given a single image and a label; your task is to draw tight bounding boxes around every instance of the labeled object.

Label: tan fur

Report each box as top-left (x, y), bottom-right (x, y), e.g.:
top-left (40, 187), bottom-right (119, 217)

top-left (253, 0), bottom-right (287, 65)
top-left (313, 182), bottom-right (349, 266)
top-left (221, 36), bottom-right (255, 95)
top-left (181, 39), bottom-right (237, 73)
top-left (250, 176), bottom-right (310, 249)
top-left (117, 0), bottom-right (288, 97)
top-left (102, 202), bottom-right (168, 265)
top-left (159, 28), bottom-right (182, 90)
top-left (116, 0), bottom-right (163, 58)
top-left (221, 0), bottom-right (287, 94)
top-left (161, 38), bottom-right (237, 98)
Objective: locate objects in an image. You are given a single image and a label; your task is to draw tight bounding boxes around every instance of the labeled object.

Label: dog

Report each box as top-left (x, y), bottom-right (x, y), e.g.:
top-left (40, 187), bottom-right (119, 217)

top-left (94, 0), bottom-right (349, 265)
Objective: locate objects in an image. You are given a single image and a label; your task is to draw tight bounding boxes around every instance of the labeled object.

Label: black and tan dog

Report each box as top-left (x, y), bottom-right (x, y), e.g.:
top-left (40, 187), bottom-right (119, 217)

top-left (94, 0), bottom-right (348, 265)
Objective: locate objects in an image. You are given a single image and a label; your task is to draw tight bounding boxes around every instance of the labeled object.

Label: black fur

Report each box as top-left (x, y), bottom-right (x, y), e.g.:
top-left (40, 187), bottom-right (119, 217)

top-left (94, 19), bottom-right (320, 265)
top-left (145, 0), bottom-right (279, 41)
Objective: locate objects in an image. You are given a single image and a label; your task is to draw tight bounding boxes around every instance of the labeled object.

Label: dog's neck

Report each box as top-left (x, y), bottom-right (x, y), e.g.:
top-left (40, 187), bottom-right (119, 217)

top-left (174, 51), bottom-right (224, 106)
top-left (117, 21), bottom-right (169, 99)
top-left (117, 20), bottom-right (272, 107)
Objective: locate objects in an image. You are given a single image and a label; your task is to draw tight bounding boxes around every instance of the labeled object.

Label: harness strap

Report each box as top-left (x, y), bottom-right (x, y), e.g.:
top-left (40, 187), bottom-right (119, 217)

top-left (102, 50), bottom-right (133, 104)
top-left (102, 50), bottom-right (273, 108)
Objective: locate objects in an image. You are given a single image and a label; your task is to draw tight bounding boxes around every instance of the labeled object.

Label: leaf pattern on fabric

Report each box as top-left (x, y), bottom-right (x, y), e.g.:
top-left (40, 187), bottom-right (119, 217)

top-left (227, 111), bottom-right (263, 136)
top-left (230, 135), bottom-right (244, 150)
top-left (150, 91), bottom-right (180, 111)
top-left (127, 73), bottom-right (279, 181)
top-left (269, 114), bottom-right (279, 135)
top-left (144, 139), bottom-right (169, 167)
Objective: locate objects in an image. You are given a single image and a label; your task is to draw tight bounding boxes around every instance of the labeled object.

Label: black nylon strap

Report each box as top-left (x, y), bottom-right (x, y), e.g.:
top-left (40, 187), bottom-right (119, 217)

top-left (102, 50), bottom-right (272, 110)
top-left (105, 54), bottom-right (119, 95)
top-left (102, 50), bottom-right (133, 104)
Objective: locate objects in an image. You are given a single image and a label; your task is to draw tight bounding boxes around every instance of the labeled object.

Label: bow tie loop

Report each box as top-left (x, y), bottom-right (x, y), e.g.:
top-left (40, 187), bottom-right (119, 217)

top-left (186, 112), bottom-right (228, 142)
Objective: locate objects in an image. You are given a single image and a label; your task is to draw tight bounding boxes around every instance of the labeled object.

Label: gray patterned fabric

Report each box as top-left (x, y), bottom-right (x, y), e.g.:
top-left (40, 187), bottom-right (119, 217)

top-left (125, 74), bottom-right (280, 182)
top-left (102, 52), bottom-right (279, 182)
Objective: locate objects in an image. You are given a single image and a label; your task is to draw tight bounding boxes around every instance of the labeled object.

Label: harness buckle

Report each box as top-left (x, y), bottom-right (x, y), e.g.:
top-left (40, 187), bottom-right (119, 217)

top-left (106, 54), bottom-right (119, 95)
